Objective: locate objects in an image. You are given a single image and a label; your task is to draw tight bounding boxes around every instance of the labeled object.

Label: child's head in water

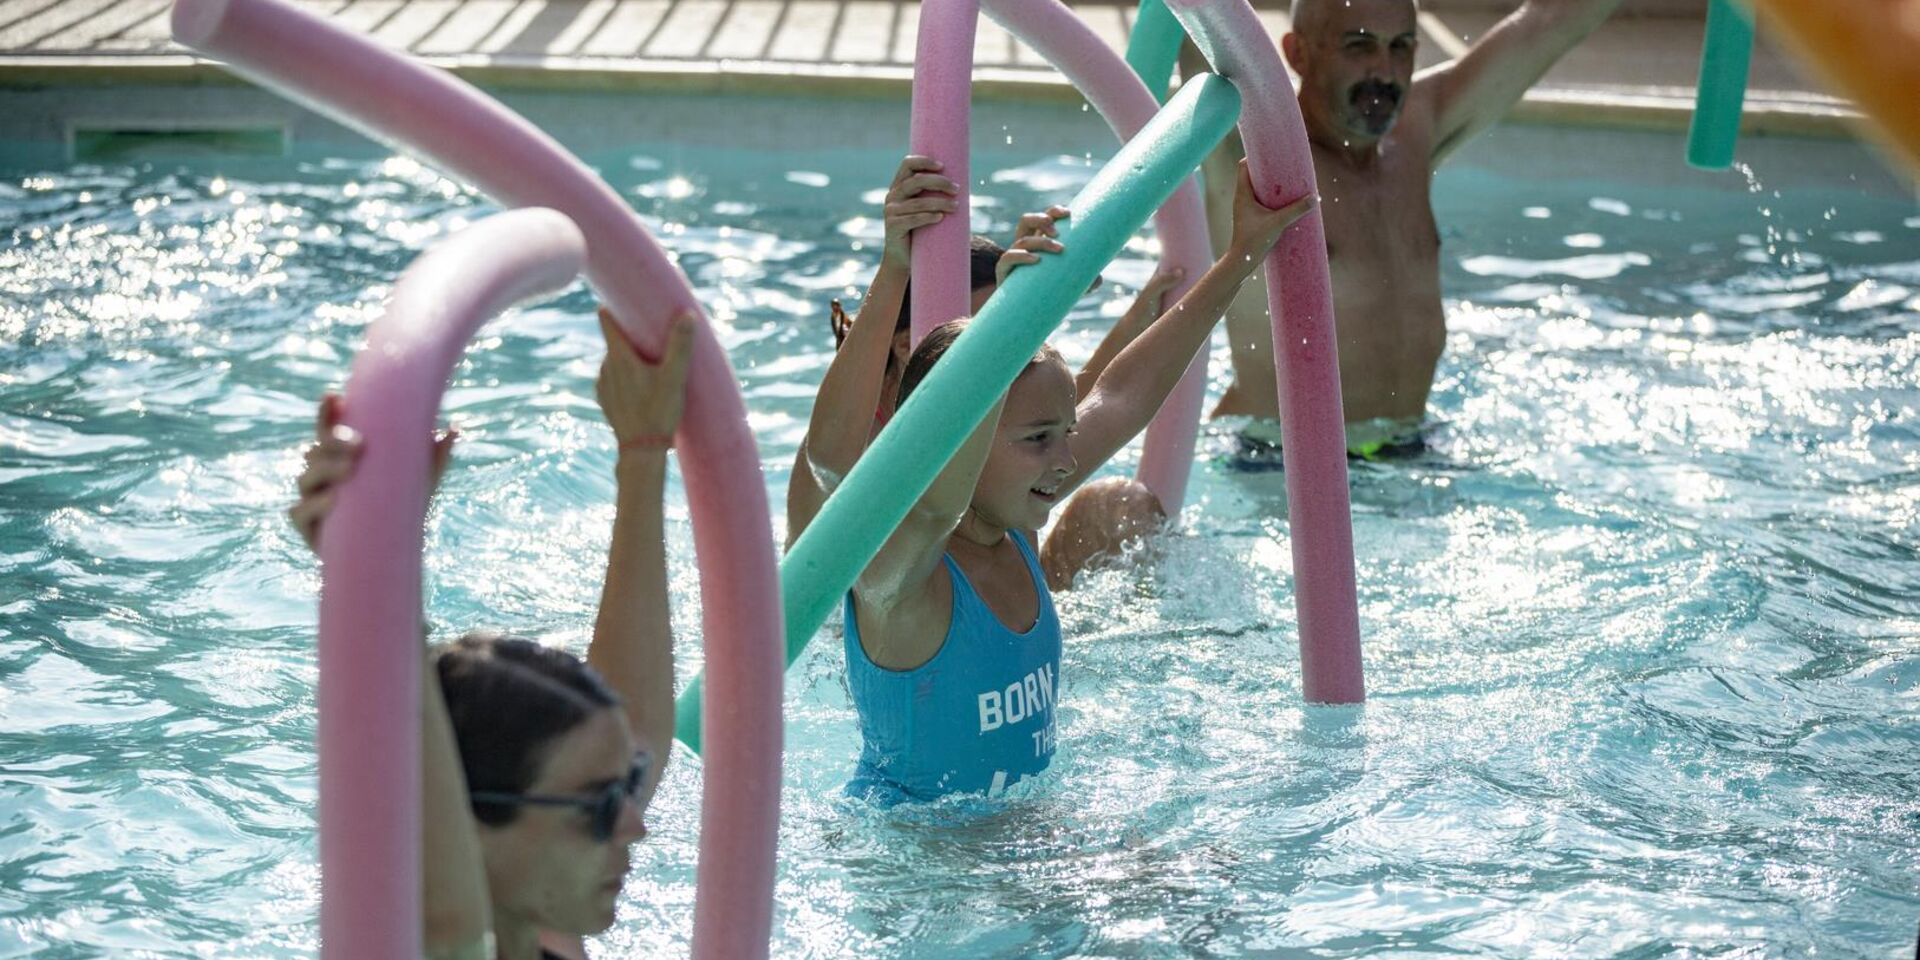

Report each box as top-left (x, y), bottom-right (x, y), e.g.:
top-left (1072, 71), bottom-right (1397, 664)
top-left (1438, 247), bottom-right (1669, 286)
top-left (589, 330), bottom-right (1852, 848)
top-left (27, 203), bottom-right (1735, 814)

top-left (437, 631), bottom-right (649, 936)
top-left (898, 318), bottom-right (1078, 533)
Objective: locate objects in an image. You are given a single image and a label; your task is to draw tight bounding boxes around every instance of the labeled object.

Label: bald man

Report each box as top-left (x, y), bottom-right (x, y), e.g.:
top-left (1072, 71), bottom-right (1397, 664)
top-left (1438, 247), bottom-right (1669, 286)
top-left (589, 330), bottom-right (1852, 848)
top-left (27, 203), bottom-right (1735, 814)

top-left (1191, 0), bottom-right (1625, 460)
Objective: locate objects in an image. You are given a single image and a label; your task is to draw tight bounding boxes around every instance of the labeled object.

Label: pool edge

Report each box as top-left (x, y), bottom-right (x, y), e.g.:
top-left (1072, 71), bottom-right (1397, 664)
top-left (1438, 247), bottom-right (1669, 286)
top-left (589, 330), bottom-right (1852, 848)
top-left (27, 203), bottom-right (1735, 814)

top-left (0, 54), bottom-right (1868, 142)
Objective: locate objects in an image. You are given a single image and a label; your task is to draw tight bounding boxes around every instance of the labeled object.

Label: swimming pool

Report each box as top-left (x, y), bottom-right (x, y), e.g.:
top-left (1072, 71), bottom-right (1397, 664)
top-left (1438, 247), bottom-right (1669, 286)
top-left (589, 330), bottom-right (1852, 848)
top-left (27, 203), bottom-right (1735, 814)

top-left (2, 88), bottom-right (1917, 956)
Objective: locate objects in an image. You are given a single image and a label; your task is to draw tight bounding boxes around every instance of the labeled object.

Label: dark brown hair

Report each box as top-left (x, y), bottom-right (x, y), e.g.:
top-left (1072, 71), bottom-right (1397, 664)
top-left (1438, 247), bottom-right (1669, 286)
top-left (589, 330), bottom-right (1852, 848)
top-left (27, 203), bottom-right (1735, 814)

top-left (896, 317), bottom-right (1065, 409)
top-left (834, 235), bottom-right (1007, 351)
top-left (435, 630), bottom-right (621, 826)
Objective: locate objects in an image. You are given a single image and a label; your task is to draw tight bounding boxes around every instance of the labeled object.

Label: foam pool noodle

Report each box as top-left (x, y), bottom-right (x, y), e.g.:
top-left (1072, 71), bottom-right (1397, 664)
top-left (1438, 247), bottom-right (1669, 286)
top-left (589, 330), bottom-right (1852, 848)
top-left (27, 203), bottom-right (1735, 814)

top-left (1687, 0), bottom-right (1754, 171)
top-left (1125, 0), bottom-right (1184, 103)
top-left (169, 0), bottom-right (784, 954)
top-left (1742, 0), bottom-right (1920, 175)
top-left (317, 209), bottom-right (583, 960)
top-left (981, 0), bottom-right (1213, 516)
top-left (1166, 0), bottom-right (1365, 704)
top-left (907, 0), bottom-right (979, 342)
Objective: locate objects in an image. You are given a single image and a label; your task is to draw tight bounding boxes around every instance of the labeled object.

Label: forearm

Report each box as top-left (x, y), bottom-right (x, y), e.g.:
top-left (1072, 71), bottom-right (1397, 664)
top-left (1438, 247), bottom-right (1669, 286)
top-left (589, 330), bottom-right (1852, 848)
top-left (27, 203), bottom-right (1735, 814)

top-left (804, 256), bottom-right (907, 479)
top-left (854, 397), bottom-right (1003, 606)
top-left (589, 453), bottom-right (674, 775)
top-left (1523, 0), bottom-right (1626, 35)
top-left (919, 395), bottom-right (1005, 522)
top-left (785, 443), bottom-right (827, 550)
top-left (422, 657), bottom-right (491, 957)
top-left (1083, 246), bottom-right (1261, 444)
top-left (1430, 0), bottom-right (1623, 160)
top-left (1075, 308), bottom-right (1151, 401)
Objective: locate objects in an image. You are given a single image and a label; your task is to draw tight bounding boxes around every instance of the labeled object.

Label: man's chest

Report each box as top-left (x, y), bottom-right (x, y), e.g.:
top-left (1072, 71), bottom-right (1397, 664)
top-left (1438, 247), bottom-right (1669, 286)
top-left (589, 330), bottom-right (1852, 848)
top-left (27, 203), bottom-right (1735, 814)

top-left (1312, 143), bottom-right (1440, 267)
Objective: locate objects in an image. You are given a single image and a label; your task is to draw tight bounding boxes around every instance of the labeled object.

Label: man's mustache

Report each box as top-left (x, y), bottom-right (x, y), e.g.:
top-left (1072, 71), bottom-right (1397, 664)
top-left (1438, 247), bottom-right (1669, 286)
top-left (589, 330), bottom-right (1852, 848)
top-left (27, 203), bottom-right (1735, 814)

top-left (1348, 80), bottom-right (1403, 105)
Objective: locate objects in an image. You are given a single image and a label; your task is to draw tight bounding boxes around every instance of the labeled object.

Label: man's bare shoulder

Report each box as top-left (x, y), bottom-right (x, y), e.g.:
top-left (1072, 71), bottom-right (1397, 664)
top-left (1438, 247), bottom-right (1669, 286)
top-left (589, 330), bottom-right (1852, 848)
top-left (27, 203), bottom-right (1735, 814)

top-left (1404, 72), bottom-right (1447, 132)
top-left (1353, 80), bottom-right (1437, 164)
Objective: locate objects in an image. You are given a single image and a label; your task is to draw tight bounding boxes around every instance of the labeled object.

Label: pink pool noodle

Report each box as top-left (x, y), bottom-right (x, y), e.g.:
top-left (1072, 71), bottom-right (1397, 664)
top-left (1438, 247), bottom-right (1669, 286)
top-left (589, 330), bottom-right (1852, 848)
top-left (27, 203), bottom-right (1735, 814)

top-left (315, 209), bottom-right (584, 957)
top-left (169, 0), bottom-right (785, 954)
top-left (908, 0), bottom-right (978, 341)
top-left (980, 0), bottom-right (1213, 513)
top-left (1165, 0), bottom-right (1364, 703)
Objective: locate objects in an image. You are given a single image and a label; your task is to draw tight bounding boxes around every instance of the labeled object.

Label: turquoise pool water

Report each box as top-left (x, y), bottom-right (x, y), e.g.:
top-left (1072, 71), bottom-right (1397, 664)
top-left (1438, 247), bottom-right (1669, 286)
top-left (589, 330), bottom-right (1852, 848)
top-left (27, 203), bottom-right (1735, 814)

top-left (1, 99), bottom-right (1917, 957)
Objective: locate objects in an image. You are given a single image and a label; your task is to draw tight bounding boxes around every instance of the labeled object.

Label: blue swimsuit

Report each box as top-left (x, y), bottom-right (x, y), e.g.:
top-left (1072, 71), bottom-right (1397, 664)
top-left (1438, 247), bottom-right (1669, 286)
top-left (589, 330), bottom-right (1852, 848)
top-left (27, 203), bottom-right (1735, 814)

top-left (843, 531), bottom-right (1063, 804)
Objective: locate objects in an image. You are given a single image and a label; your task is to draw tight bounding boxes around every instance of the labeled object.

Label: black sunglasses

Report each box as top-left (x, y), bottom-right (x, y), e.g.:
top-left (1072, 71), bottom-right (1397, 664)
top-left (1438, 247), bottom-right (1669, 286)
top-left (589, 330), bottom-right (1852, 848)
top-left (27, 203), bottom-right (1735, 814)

top-left (470, 751), bottom-right (651, 843)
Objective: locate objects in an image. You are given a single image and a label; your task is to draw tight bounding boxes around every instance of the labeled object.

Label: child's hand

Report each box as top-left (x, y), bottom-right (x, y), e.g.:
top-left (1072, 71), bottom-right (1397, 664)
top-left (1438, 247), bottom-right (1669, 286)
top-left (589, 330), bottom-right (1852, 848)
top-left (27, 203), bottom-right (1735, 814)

top-left (1119, 266), bottom-right (1186, 333)
top-left (881, 155), bottom-right (959, 267)
top-left (596, 307), bottom-right (696, 459)
top-left (288, 393), bottom-right (455, 552)
top-left (995, 206), bottom-right (1070, 286)
top-left (1227, 159), bottom-right (1317, 258)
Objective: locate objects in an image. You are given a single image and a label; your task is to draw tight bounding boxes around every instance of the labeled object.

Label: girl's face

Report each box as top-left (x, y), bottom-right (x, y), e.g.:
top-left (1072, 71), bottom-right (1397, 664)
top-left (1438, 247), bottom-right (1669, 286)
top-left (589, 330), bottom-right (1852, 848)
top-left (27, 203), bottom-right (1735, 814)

top-left (479, 707), bottom-right (650, 935)
top-left (973, 357), bottom-right (1078, 532)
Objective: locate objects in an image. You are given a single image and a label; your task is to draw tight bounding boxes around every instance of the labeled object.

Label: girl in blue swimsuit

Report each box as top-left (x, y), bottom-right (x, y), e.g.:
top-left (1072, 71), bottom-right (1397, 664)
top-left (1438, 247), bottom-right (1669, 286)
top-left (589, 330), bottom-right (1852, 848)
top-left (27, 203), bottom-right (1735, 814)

top-left (793, 160), bottom-right (1315, 803)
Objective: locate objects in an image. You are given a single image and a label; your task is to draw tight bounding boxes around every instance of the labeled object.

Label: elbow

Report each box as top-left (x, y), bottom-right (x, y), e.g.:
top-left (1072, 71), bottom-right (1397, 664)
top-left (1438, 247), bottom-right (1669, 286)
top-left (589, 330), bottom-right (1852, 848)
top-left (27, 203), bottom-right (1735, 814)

top-left (804, 446), bottom-right (846, 498)
top-left (423, 909), bottom-right (490, 960)
top-left (908, 493), bottom-right (968, 538)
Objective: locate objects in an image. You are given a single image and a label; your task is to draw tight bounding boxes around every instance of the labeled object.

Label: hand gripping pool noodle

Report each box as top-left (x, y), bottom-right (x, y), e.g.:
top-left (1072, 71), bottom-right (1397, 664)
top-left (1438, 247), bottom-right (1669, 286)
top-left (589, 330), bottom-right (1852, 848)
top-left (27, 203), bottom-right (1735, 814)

top-left (979, 0), bottom-right (1213, 513)
top-left (1686, 0), bottom-right (1754, 170)
top-left (908, 0), bottom-right (979, 342)
top-left (1743, 0), bottom-right (1920, 175)
top-left (169, 0), bottom-right (784, 956)
top-left (782, 76), bottom-right (1241, 677)
top-left (314, 210), bottom-right (585, 958)
top-left (1125, 0), bottom-right (1184, 104)
top-left (1165, 0), bottom-right (1364, 704)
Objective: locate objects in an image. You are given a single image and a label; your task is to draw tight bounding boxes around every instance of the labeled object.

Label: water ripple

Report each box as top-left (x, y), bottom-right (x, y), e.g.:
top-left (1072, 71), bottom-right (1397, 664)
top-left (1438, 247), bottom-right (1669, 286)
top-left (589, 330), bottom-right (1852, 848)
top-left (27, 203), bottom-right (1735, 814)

top-left (2, 123), bottom-right (1917, 957)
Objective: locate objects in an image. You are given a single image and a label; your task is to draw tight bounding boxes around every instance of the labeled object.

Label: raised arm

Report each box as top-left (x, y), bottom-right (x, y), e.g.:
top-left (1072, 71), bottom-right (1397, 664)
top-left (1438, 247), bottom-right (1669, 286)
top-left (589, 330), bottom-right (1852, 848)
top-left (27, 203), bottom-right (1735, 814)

top-left (997, 205), bottom-right (1159, 402)
top-left (788, 156), bottom-right (957, 547)
top-left (1075, 266), bottom-right (1185, 400)
top-left (1065, 162), bottom-right (1315, 491)
top-left (852, 373), bottom-right (1006, 613)
top-left (422, 656), bottom-right (492, 959)
top-left (586, 308), bottom-right (693, 804)
top-left (1425, 0), bottom-right (1626, 165)
top-left (287, 399), bottom-right (482, 957)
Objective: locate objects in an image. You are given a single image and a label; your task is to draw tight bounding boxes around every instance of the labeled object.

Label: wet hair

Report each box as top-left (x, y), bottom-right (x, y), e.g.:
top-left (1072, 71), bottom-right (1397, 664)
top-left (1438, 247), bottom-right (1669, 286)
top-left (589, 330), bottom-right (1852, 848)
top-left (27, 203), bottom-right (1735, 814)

top-left (896, 317), bottom-right (1066, 409)
top-left (435, 629), bottom-right (622, 826)
top-left (891, 235), bottom-right (1006, 335)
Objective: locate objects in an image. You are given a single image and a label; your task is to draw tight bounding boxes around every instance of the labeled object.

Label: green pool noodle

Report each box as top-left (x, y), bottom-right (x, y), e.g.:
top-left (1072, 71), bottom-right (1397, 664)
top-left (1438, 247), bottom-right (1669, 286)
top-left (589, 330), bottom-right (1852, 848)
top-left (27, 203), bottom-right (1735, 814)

top-left (1687, 0), bottom-right (1755, 170)
top-left (674, 75), bottom-right (1242, 752)
top-left (1125, 0), bottom-right (1184, 103)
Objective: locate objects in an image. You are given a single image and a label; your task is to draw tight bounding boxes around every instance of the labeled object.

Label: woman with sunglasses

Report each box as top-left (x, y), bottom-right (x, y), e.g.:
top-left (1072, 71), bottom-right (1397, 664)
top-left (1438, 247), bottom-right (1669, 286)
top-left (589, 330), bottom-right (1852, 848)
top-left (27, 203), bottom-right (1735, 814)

top-left (290, 309), bottom-right (696, 960)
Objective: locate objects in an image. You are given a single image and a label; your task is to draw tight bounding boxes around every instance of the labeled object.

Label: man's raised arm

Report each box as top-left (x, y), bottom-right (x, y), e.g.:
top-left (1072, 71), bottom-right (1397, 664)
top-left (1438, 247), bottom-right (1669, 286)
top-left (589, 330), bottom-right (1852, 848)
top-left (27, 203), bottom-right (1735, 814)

top-left (1425, 0), bottom-right (1626, 165)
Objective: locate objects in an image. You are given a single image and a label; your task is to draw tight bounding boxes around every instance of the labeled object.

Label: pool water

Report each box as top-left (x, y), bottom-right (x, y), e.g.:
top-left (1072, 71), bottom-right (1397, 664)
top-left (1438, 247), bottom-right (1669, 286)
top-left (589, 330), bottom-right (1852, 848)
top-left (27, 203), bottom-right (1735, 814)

top-left (1, 95), bottom-right (1917, 957)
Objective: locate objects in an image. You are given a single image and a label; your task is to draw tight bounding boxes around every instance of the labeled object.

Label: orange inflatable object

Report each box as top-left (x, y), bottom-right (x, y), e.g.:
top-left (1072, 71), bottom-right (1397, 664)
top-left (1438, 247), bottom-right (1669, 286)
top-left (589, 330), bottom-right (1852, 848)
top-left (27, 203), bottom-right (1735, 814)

top-left (1746, 0), bottom-right (1920, 172)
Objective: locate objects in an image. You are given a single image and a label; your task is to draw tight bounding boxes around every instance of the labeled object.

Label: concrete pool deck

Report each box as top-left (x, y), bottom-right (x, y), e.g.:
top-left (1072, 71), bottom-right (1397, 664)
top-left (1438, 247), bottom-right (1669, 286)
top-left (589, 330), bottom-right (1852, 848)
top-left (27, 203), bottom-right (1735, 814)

top-left (0, 0), bottom-right (1867, 141)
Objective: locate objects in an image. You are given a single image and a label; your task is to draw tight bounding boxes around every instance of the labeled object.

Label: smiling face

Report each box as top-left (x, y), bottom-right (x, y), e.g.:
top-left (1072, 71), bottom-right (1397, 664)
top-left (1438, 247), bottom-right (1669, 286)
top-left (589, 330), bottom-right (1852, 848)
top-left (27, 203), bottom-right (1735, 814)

top-left (477, 707), bottom-right (650, 936)
top-left (1285, 0), bottom-right (1419, 147)
top-left (971, 356), bottom-right (1078, 533)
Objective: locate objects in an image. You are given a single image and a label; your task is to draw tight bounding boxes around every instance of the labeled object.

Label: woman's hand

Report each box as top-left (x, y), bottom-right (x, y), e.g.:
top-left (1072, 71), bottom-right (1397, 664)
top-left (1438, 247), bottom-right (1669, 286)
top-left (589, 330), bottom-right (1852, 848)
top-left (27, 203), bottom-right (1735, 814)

top-left (595, 308), bottom-right (697, 459)
top-left (288, 393), bottom-right (454, 552)
top-left (1227, 159), bottom-right (1318, 259)
top-left (995, 206), bottom-right (1070, 286)
top-left (880, 155), bottom-right (959, 268)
